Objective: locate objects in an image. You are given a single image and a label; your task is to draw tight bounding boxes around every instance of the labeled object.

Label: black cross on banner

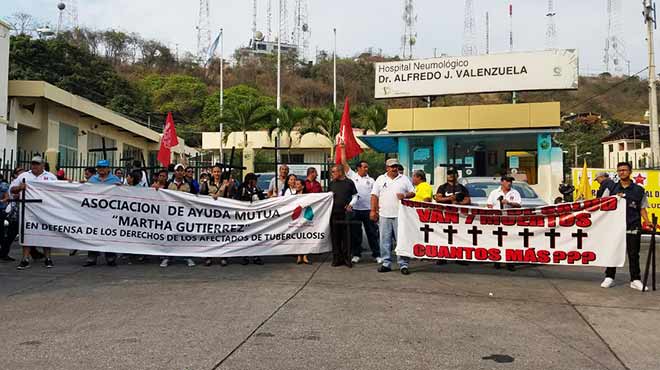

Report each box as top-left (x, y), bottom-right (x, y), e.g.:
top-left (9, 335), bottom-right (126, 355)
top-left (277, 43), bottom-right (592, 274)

top-left (420, 224), bottom-right (434, 243)
top-left (492, 227), bottom-right (508, 247)
top-left (518, 228), bottom-right (535, 249)
top-left (571, 229), bottom-right (588, 250)
top-left (443, 225), bottom-right (458, 245)
top-left (544, 229), bottom-right (561, 249)
top-left (467, 226), bottom-right (482, 246)
top-left (261, 137), bottom-right (289, 195)
top-left (87, 137), bottom-right (118, 160)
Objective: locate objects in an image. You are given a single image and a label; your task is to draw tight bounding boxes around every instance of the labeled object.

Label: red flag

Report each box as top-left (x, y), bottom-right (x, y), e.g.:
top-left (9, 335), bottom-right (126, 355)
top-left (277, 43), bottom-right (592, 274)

top-left (157, 112), bottom-right (180, 167)
top-left (334, 97), bottom-right (363, 164)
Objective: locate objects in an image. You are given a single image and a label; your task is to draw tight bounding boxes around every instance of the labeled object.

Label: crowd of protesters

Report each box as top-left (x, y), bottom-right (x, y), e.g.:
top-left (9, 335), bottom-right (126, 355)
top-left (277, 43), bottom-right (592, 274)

top-left (0, 149), bottom-right (650, 291)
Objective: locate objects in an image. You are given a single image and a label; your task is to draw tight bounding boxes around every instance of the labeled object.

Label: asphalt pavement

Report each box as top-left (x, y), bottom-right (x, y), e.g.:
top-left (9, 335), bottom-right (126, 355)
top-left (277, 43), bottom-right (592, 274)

top-left (1, 245), bottom-right (659, 370)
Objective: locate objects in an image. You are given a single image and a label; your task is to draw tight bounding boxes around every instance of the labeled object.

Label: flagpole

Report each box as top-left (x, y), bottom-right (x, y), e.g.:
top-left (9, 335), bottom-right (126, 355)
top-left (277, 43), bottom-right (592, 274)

top-left (276, 0), bottom-right (282, 162)
top-left (219, 28), bottom-right (224, 164)
top-left (333, 27), bottom-right (337, 109)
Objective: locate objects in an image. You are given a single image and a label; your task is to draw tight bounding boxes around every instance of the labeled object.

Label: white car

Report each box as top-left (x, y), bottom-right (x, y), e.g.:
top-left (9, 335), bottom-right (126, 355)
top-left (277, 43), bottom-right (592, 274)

top-left (458, 177), bottom-right (548, 208)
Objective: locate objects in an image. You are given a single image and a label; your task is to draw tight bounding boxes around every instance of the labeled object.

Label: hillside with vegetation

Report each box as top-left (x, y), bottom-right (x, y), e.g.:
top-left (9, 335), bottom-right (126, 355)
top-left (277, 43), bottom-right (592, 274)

top-left (7, 20), bottom-right (654, 167)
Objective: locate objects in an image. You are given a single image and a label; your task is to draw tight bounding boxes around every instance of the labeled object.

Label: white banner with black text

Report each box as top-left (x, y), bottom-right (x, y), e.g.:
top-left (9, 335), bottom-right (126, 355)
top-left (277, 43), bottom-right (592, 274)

top-left (395, 197), bottom-right (627, 267)
top-left (21, 182), bottom-right (332, 257)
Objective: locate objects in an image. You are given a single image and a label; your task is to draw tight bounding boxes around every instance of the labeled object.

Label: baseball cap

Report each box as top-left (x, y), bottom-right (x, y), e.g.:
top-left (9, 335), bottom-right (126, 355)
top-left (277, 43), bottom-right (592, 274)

top-left (447, 166), bottom-right (458, 175)
top-left (31, 155), bottom-right (44, 164)
top-left (96, 159), bottom-right (110, 168)
top-left (595, 171), bottom-right (609, 178)
top-left (56, 169), bottom-right (65, 177)
top-left (174, 163), bottom-right (185, 171)
top-left (501, 175), bottom-right (515, 182)
top-left (385, 158), bottom-right (400, 167)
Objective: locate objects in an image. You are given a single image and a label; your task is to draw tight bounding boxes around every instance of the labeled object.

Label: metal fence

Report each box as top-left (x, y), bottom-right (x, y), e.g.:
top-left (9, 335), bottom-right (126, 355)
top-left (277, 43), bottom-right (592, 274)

top-left (0, 149), bottom-right (45, 182)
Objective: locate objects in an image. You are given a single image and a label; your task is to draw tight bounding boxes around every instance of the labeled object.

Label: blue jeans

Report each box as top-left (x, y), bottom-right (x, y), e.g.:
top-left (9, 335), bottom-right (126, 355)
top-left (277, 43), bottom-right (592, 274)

top-left (379, 217), bottom-right (408, 269)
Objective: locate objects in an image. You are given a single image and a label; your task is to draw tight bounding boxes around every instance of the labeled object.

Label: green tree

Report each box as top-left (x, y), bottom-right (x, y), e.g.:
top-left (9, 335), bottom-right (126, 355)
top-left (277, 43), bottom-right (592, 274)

top-left (556, 120), bottom-right (609, 173)
top-left (300, 106), bottom-right (342, 159)
top-left (202, 85), bottom-right (275, 131)
top-left (267, 106), bottom-right (309, 145)
top-left (140, 74), bottom-right (208, 124)
top-left (9, 35), bottom-right (150, 120)
top-left (355, 104), bottom-right (387, 134)
top-left (225, 100), bottom-right (274, 148)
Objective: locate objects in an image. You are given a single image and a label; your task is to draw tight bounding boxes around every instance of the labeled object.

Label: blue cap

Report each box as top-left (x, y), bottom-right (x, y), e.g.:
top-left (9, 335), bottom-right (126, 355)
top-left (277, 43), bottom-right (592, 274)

top-left (96, 159), bottom-right (110, 167)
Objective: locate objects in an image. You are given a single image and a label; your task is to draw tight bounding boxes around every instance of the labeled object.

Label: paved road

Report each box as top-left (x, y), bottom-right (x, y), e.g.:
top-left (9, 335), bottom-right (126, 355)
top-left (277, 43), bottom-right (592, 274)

top-left (1, 247), bottom-right (659, 370)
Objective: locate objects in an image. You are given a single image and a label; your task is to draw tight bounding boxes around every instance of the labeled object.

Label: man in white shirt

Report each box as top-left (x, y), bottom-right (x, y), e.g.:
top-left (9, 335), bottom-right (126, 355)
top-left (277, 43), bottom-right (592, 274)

top-left (486, 175), bottom-right (521, 271)
top-left (340, 147), bottom-right (380, 264)
top-left (371, 158), bottom-right (415, 275)
top-left (267, 164), bottom-right (289, 197)
top-left (11, 156), bottom-right (58, 270)
top-left (486, 175), bottom-right (522, 210)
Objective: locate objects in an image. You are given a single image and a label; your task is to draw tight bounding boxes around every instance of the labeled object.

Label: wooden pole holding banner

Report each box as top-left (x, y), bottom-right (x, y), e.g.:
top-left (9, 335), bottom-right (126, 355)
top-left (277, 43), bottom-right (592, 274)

top-left (642, 214), bottom-right (657, 292)
top-left (15, 179), bottom-right (43, 245)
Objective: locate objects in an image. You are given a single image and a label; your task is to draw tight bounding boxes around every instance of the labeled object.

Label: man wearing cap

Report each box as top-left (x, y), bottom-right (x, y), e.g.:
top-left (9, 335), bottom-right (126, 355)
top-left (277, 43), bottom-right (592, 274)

top-left (10, 156), bottom-right (58, 270)
top-left (487, 175), bottom-right (521, 210)
top-left (487, 175), bottom-right (521, 271)
top-left (83, 159), bottom-right (122, 267)
top-left (371, 158), bottom-right (415, 275)
top-left (435, 167), bottom-right (471, 205)
top-left (161, 164), bottom-right (196, 268)
top-left (596, 171), bottom-right (616, 198)
top-left (339, 145), bottom-right (381, 264)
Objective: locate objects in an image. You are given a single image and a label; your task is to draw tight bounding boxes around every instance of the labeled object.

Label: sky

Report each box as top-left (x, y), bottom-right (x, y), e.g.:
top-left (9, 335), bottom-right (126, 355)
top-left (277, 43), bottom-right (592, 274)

top-left (1, 0), bottom-right (655, 76)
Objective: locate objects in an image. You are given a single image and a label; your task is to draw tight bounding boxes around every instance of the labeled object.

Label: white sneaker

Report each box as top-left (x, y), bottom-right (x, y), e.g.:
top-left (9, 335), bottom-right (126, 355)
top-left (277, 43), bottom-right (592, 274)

top-left (351, 256), bottom-right (360, 264)
top-left (630, 280), bottom-right (649, 291)
top-left (376, 257), bottom-right (383, 264)
top-left (600, 277), bottom-right (615, 288)
top-left (186, 258), bottom-right (196, 267)
top-left (159, 258), bottom-right (170, 268)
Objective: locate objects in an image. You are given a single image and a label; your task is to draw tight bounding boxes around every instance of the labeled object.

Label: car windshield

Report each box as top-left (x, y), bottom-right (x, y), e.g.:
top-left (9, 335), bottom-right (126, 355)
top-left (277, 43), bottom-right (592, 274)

top-left (465, 182), bottom-right (539, 199)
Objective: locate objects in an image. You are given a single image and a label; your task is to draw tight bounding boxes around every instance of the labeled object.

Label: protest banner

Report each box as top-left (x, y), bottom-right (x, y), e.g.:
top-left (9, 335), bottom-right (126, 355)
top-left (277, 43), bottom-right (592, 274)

top-left (396, 197), bottom-right (626, 267)
top-left (21, 182), bottom-right (332, 257)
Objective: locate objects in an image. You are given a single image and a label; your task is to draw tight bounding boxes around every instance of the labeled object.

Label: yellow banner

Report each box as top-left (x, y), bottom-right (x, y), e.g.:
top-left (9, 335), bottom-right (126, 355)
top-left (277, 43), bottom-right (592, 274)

top-left (571, 167), bottom-right (660, 220)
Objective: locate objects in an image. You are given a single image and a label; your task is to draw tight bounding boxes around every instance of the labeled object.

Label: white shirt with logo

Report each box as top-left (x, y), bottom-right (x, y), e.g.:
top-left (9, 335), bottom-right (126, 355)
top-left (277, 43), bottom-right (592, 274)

top-left (371, 173), bottom-right (414, 218)
top-left (10, 170), bottom-right (58, 191)
top-left (486, 187), bottom-right (522, 209)
top-left (347, 169), bottom-right (375, 211)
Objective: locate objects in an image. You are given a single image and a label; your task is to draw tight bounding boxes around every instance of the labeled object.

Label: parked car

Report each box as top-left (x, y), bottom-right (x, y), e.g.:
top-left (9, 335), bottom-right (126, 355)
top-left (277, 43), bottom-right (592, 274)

top-left (458, 177), bottom-right (547, 208)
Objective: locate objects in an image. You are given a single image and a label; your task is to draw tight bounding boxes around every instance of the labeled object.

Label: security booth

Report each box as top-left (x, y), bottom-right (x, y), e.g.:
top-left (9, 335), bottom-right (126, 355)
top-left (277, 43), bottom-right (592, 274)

top-left (359, 102), bottom-right (565, 203)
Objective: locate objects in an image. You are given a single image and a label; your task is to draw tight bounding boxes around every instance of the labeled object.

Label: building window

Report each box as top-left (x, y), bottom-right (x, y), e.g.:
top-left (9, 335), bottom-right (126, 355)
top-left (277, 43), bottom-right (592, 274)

top-left (87, 133), bottom-right (116, 165)
top-left (609, 144), bottom-right (614, 153)
top-left (282, 153), bottom-right (305, 164)
top-left (58, 122), bottom-right (78, 165)
top-left (618, 143), bottom-right (625, 151)
top-left (123, 144), bottom-right (143, 165)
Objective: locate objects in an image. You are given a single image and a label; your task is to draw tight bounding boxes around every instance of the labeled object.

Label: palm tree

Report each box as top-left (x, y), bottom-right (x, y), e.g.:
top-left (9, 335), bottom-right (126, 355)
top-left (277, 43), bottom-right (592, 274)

top-left (356, 104), bottom-right (387, 135)
top-left (266, 106), bottom-right (310, 162)
top-left (300, 107), bottom-right (342, 160)
top-left (224, 100), bottom-right (274, 148)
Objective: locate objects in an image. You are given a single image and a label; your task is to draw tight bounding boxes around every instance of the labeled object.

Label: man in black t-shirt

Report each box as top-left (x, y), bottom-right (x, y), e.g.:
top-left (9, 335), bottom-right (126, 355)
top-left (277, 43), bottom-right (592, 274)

top-left (434, 167), bottom-right (471, 205)
top-left (328, 164), bottom-right (358, 267)
top-left (601, 162), bottom-right (651, 291)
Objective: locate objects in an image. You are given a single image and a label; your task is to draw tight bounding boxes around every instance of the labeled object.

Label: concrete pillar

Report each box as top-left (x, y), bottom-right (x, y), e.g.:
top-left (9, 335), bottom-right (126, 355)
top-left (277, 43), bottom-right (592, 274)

top-left (397, 137), bottom-right (410, 177)
top-left (433, 136), bottom-right (447, 187)
top-left (243, 148), bottom-right (255, 174)
top-left (536, 133), bottom-right (556, 203)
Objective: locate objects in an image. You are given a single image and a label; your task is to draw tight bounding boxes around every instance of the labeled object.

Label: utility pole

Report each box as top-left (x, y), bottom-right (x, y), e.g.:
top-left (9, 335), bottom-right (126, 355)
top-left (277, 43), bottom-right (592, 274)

top-left (333, 27), bottom-right (337, 109)
top-left (644, 0), bottom-right (660, 167)
top-left (219, 28), bottom-right (224, 164)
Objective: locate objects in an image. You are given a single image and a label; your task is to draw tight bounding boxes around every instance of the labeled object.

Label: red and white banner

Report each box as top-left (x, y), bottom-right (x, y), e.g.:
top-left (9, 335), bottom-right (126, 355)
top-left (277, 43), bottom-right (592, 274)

top-left (21, 182), bottom-right (332, 257)
top-left (396, 197), bottom-right (626, 267)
